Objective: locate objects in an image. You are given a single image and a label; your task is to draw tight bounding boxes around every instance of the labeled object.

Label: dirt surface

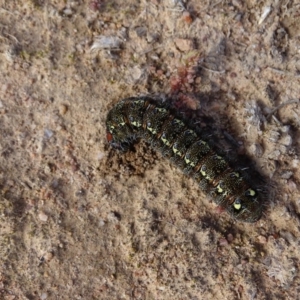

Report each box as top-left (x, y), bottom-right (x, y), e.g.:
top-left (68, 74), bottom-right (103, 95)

top-left (1, 1), bottom-right (300, 299)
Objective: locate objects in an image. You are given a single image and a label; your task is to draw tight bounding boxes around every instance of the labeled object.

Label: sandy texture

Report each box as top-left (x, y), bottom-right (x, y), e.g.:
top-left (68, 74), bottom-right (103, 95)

top-left (0, 0), bottom-right (300, 299)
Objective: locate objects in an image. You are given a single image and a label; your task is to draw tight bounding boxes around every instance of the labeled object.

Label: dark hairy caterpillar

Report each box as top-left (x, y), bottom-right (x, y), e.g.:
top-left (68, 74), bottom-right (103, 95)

top-left (106, 97), bottom-right (264, 223)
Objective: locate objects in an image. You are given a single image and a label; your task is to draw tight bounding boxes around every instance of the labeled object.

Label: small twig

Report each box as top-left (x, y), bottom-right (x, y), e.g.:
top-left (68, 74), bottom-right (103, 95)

top-left (267, 67), bottom-right (286, 75)
top-left (258, 6), bottom-right (272, 25)
top-left (199, 65), bottom-right (226, 74)
top-left (266, 99), bottom-right (299, 120)
top-left (199, 0), bottom-right (223, 12)
top-left (211, 0), bottom-right (223, 9)
top-left (5, 32), bottom-right (20, 44)
top-left (267, 67), bottom-right (300, 77)
top-left (0, 7), bottom-right (15, 15)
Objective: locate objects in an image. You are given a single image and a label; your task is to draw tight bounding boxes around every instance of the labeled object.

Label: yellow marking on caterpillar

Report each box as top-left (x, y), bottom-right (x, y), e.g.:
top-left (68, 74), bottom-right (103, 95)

top-left (247, 189), bottom-right (256, 196)
top-left (233, 201), bottom-right (242, 210)
top-left (161, 136), bottom-right (171, 146)
top-left (157, 108), bottom-right (167, 113)
top-left (147, 127), bottom-right (157, 134)
top-left (217, 184), bottom-right (223, 193)
top-left (131, 121), bottom-right (141, 127)
top-left (172, 146), bottom-right (181, 156)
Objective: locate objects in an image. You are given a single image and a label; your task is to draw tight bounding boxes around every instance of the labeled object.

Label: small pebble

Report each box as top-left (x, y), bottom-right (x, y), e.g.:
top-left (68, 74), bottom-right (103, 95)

top-left (63, 8), bottom-right (73, 16)
top-left (281, 125), bottom-right (290, 133)
top-left (227, 233), bottom-right (234, 242)
top-left (219, 238), bottom-right (229, 246)
top-left (99, 219), bottom-right (105, 227)
top-left (280, 134), bottom-right (292, 146)
top-left (174, 38), bottom-right (194, 52)
top-left (232, 0), bottom-right (243, 8)
top-left (257, 235), bottom-right (267, 244)
top-left (280, 170), bottom-right (293, 180)
top-left (91, 35), bottom-right (122, 51)
top-left (44, 129), bottom-right (54, 139)
top-left (40, 293), bottom-right (48, 300)
top-left (129, 66), bottom-right (143, 82)
top-left (291, 159), bottom-right (299, 168)
top-left (44, 252), bottom-right (54, 262)
top-left (287, 180), bottom-right (297, 192)
top-left (39, 212), bottom-right (48, 222)
top-left (59, 104), bottom-right (68, 115)
top-left (135, 26), bottom-right (147, 37)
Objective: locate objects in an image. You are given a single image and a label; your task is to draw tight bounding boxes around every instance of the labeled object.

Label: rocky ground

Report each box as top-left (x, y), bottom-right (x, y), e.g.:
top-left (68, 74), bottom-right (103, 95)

top-left (0, 0), bottom-right (300, 299)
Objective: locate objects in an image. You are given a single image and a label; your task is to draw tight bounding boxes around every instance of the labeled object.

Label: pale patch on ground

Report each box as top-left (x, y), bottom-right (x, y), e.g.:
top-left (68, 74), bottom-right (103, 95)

top-left (0, 0), bottom-right (300, 299)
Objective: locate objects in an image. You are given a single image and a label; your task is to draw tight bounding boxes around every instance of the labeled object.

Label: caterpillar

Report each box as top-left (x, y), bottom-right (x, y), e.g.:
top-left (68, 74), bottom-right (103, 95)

top-left (106, 96), bottom-right (264, 223)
